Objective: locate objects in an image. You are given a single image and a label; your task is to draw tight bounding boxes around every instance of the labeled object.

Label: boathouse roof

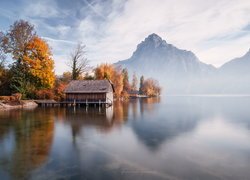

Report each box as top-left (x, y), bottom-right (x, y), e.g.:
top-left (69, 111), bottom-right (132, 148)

top-left (64, 80), bottom-right (115, 93)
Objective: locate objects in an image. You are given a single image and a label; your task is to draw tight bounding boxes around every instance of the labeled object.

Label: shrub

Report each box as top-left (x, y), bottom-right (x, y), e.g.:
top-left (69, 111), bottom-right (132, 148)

top-left (35, 89), bottom-right (54, 100)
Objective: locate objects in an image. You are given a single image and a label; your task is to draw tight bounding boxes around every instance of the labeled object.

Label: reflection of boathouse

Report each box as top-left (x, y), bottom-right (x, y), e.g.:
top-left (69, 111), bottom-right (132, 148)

top-left (64, 80), bottom-right (114, 105)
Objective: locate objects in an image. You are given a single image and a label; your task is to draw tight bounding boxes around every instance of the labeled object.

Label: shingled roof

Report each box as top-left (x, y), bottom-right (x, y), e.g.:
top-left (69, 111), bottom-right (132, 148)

top-left (64, 80), bottom-right (115, 93)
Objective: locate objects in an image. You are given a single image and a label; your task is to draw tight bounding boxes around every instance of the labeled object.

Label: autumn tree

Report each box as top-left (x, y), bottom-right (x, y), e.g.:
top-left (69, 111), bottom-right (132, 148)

top-left (1, 20), bottom-right (55, 97)
top-left (95, 63), bottom-right (123, 97)
top-left (122, 68), bottom-right (130, 92)
top-left (141, 78), bottom-right (161, 97)
top-left (131, 73), bottom-right (138, 90)
top-left (68, 42), bottom-right (89, 80)
top-left (1, 20), bottom-right (36, 63)
top-left (95, 63), bottom-right (115, 80)
top-left (23, 36), bottom-right (55, 88)
top-left (61, 71), bottom-right (72, 83)
top-left (113, 67), bottom-right (124, 97)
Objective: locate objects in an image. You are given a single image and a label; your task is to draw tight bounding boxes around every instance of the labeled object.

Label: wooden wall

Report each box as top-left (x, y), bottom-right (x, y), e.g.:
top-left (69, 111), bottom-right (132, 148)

top-left (65, 93), bottom-right (107, 102)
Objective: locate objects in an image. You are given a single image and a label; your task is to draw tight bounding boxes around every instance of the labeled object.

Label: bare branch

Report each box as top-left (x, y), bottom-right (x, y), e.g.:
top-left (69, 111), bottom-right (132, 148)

top-left (67, 42), bottom-right (90, 80)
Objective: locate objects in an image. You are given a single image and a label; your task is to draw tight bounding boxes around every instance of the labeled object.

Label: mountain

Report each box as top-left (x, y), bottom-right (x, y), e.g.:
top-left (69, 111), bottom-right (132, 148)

top-left (116, 33), bottom-right (216, 93)
top-left (220, 49), bottom-right (250, 76)
top-left (217, 49), bottom-right (250, 93)
top-left (116, 33), bottom-right (250, 94)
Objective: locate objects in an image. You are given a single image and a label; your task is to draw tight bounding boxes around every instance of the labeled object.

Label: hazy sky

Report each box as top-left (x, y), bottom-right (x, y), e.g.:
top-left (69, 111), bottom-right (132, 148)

top-left (1, 0), bottom-right (250, 74)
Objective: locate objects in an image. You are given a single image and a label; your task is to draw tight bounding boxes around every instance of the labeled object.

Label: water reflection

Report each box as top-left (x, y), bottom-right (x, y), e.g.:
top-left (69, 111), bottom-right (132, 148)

top-left (0, 109), bottom-right (54, 179)
top-left (0, 96), bottom-right (250, 179)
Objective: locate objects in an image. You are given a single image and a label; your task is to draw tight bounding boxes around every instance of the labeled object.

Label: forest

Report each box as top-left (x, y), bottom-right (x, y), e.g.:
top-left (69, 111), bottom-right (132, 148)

top-left (0, 20), bottom-right (161, 100)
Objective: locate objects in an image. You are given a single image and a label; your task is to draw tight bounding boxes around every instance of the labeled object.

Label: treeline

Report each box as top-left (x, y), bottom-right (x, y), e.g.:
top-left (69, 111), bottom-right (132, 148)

top-left (94, 63), bottom-right (161, 98)
top-left (0, 20), bottom-right (161, 100)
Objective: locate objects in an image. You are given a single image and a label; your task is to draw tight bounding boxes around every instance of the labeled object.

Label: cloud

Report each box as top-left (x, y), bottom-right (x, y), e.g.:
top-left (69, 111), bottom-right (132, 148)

top-left (24, 1), bottom-right (59, 18)
top-left (74, 0), bottom-right (250, 68)
top-left (1, 0), bottom-right (250, 73)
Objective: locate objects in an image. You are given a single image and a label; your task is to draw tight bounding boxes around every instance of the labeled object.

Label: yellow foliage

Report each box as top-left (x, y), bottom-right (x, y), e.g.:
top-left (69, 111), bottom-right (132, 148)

top-left (23, 36), bottom-right (55, 88)
top-left (95, 63), bottom-right (123, 97)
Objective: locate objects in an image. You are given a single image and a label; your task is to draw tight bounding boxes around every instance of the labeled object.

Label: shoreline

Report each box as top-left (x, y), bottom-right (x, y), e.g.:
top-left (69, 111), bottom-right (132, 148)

top-left (0, 100), bottom-right (38, 111)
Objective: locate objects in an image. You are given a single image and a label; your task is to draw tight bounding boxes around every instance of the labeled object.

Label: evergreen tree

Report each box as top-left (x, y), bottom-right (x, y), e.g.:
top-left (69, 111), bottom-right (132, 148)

top-left (139, 75), bottom-right (144, 94)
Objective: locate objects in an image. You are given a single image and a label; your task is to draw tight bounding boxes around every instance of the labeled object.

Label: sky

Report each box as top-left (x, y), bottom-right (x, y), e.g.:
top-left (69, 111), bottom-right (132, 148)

top-left (1, 0), bottom-right (250, 74)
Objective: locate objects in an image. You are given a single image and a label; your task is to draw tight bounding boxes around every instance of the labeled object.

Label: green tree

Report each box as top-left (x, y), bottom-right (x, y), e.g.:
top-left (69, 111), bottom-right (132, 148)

top-left (139, 75), bottom-right (144, 95)
top-left (0, 39), bottom-right (11, 95)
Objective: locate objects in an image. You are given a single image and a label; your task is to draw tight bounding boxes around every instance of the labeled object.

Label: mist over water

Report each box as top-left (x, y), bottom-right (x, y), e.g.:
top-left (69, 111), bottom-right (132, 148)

top-left (0, 96), bottom-right (250, 180)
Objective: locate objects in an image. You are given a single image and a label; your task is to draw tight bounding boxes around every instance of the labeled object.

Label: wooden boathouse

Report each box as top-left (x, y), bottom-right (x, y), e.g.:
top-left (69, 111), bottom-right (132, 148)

top-left (35, 80), bottom-right (114, 107)
top-left (64, 80), bottom-right (114, 105)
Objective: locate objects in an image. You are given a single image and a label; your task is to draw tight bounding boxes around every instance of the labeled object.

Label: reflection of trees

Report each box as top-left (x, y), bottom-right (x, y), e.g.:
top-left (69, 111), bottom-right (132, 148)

top-left (113, 101), bottom-right (129, 123)
top-left (139, 97), bottom-right (160, 116)
top-left (0, 108), bottom-right (54, 179)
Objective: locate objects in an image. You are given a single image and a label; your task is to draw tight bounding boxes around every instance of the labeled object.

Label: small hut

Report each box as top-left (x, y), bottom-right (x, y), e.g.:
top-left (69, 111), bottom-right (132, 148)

top-left (64, 80), bottom-right (114, 104)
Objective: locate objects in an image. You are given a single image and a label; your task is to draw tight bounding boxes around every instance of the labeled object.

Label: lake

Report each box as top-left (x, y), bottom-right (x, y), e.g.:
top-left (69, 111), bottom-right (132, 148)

top-left (0, 96), bottom-right (250, 180)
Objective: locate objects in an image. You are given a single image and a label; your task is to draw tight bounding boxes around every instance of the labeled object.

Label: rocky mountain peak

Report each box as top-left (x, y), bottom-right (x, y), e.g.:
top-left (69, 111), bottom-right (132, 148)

top-left (136, 33), bottom-right (168, 49)
top-left (146, 33), bottom-right (163, 42)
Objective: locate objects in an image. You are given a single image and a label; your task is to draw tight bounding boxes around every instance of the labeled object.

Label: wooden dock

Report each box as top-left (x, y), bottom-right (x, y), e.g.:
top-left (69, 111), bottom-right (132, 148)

top-left (35, 100), bottom-right (112, 107)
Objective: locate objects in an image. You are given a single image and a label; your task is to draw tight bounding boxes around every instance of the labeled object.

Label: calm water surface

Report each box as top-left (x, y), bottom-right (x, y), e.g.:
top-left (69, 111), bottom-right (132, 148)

top-left (0, 96), bottom-right (250, 180)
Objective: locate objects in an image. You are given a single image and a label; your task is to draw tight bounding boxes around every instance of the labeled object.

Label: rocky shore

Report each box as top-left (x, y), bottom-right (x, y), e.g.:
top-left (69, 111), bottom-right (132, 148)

top-left (0, 100), bottom-right (38, 110)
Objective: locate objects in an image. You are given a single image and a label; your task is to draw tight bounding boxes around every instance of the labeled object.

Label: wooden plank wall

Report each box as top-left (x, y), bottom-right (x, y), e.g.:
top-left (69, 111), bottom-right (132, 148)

top-left (66, 93), bottom-right (107, 102)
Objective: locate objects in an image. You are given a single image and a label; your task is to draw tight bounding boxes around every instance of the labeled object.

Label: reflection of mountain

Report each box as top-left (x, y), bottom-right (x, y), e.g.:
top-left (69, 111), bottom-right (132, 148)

top-left (202, 97), bottom-right (250, 129)
top-left (132, 98), bottom-right (201, 151)
top-left (0, 109), bottom-right (54, 179)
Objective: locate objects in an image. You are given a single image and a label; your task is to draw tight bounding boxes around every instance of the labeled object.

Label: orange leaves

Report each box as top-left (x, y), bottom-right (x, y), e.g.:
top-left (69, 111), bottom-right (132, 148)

top-left (95, 63), bottom-right (115, 80)
top-left (141, 78), bottom-right (161, 97)
top-left (95, 63), bottom-right (123, 97)
top-left (23, 36), bottom-right (55, 88)
top-left (35, 89), bottom-right (54, 100)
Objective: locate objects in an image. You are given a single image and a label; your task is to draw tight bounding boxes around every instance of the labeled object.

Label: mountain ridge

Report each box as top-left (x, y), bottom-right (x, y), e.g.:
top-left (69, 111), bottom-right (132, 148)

top-left (115, 33), bottom-right (250, 94)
